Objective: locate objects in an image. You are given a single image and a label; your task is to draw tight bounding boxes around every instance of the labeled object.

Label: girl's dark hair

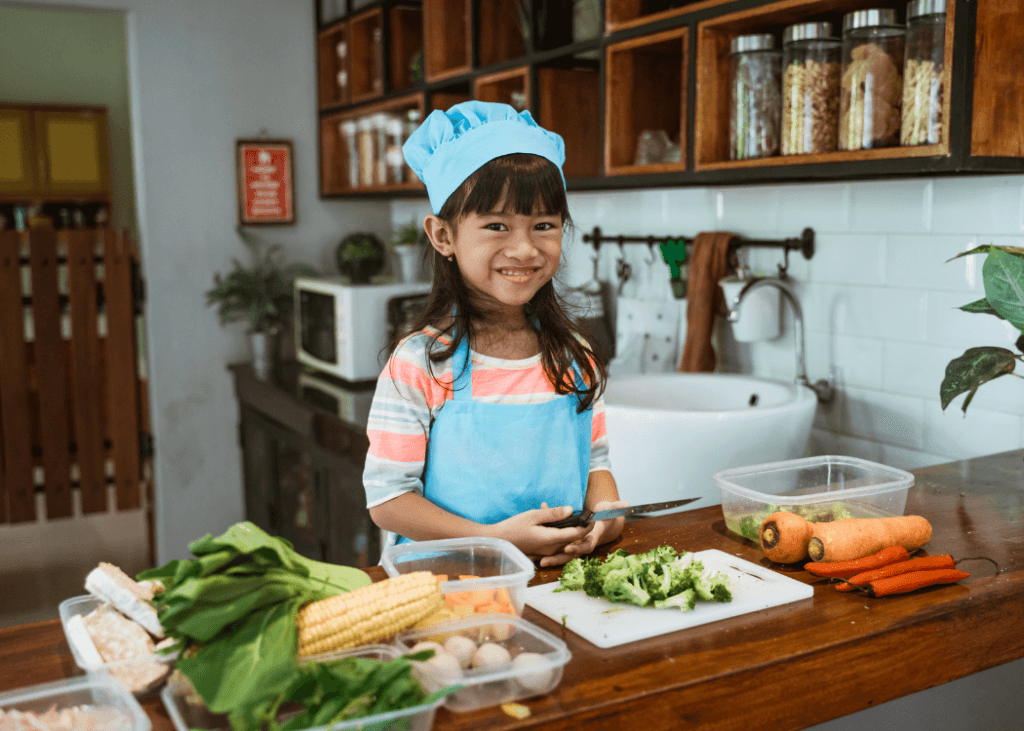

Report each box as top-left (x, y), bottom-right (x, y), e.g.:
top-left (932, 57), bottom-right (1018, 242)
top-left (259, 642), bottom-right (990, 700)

top-left (389, 153), bottom-right (607, 412)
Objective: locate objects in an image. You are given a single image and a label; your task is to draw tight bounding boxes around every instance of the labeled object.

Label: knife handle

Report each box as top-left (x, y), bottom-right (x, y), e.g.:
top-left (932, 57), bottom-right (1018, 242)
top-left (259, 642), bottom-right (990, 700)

top-left (542, 509), bottom-right (591, 529)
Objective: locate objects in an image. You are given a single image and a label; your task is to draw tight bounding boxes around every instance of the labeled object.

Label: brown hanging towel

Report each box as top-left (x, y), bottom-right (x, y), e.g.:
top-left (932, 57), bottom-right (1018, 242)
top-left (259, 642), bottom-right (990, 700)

top-left (678, 231), bottom-right (737, 373)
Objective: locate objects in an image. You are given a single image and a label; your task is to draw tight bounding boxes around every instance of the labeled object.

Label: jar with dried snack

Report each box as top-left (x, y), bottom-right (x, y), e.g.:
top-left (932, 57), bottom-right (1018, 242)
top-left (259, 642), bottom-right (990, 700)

top-left (782, 22), bottom-right (841, 155)
top-left (902, 0), bottom-right (946, 146)
top-left (839, 9), bottom-right (906, 150)
top-left (730, 34), bottom-right (783, 160)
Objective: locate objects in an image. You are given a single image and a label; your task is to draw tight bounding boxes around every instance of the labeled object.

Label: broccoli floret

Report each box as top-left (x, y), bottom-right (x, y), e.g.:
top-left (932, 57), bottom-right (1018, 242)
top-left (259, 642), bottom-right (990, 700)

top-left (555, 557), bottom-right (588, 592)
top-left (582, 558), bottom-right (605, 598)
top-left (638, 545), bottom-right (678, 565)
top-left (693, 569), bottom-right (732, 603)
top-left (603, 571), bottom-right (651, 607)
top-left (653, 588), bottom-right (696, 611)
top-left (596, 551), bottom-right (631, 584)
top-left (638, 563), bottom-right (672, 601)
top-left (831, 503), bottom-right (854, 521)
top-left (738, 515), bottom-right (761, 542)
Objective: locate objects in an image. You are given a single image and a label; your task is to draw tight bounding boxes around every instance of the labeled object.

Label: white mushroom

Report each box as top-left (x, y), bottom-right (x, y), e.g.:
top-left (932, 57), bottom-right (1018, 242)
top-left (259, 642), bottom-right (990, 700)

top-left (443, 634), bottom-right (477, 669)
top-left (512, 652), bottom-right (554, 694)
top-left (470, 642), bottom-right (512, 669)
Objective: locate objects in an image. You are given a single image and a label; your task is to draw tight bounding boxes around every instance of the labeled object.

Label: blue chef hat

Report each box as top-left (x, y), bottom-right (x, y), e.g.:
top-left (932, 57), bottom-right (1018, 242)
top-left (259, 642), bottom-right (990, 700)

top-left (403, 100), bottom-right (566, 214)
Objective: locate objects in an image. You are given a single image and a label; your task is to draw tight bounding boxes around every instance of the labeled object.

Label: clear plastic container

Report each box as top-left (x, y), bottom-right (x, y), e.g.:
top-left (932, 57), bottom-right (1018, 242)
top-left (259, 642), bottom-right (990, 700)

top-left (729, 33), bottom-right (783, 160)
top-left (393, 614), bottom-right (571, 713)
top-left (839, 8), bottom-right (906, 150)
top-left (380, 537), bottom-right (535, 617)
top-left (161, 645), bottom-right (443, 731)
top-left (782, 22), bottom-right (842, 155)
top-left (59, 595), bottom-right (176, 697)
top-left (902, 0), bottom-right (946, 145)
top-left (714, 455), bottom-right (915, 541)
top-left (0, 675), bottom-right (151, 731)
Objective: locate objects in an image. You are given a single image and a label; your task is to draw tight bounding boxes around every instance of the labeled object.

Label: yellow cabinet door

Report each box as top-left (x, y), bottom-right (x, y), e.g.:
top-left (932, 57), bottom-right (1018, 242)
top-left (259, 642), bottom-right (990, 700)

top-left (0, 108), bottom-right (39, 196)
top-left (35, 109), bottom-right (111, 197)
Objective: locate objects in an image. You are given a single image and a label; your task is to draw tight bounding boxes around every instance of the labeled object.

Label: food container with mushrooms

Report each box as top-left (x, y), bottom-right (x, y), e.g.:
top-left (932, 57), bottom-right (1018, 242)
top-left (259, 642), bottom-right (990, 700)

top-left (782, 22), bottom-right (842, 155)
top-left (902, 0), bottom-right (946, 146)
top-left (839, 9), bottom-right (906, 150)
top-left (394, 614), bottom-right (571, 712)
top-left (729, 33), bottom-right (783, 160)
top-left (0, 675), bottom-right (150, 731)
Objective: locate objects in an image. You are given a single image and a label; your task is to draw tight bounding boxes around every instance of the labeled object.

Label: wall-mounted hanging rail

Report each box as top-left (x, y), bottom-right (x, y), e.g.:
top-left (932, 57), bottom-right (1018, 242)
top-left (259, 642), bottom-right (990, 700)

top-left (581, 226), bottom-right (815, 278)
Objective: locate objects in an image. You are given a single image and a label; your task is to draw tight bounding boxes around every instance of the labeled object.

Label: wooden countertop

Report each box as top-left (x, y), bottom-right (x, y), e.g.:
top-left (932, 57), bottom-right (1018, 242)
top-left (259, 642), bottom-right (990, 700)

top-left (2, 450), bottom-right (1022, 731)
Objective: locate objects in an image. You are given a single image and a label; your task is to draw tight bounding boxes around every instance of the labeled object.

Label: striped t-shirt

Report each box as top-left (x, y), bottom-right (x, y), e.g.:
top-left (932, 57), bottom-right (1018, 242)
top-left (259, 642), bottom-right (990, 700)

top-left (363, 328), bottom-right (611, 510)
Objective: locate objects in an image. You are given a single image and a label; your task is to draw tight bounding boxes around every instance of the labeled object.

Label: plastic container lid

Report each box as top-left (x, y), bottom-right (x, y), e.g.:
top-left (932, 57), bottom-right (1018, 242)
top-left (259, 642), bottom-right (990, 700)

top-left (783, 22), bottom-right (837, 44)
top-left (731, 33), bottom-right (776, 53)
top-left (381, 536), bottom-right (535, 592)
top-left (907, 0), bottom-right (946, 19)
top-left (0, 675), bottom-right (151, 731)
top-left (843, 8), bottom-right (900, 32)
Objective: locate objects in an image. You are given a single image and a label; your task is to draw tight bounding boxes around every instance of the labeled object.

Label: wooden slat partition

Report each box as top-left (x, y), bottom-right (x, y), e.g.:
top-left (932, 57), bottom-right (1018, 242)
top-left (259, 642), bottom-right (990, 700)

top-left (0, 231), bottom-right (34, 523)
top-left (28, 228), bottom-right (73, 519)
top-left (103, 229), bottom-right (141, 511)
top-left (0, 227), bottom-right (145, 523)
top-left (66, 230), bottom-right (107, 514)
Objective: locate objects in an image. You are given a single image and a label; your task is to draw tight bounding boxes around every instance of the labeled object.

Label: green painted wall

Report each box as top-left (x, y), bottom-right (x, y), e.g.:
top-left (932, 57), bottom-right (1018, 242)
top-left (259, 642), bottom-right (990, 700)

top-left (0, 5), bottom-right (136, 229)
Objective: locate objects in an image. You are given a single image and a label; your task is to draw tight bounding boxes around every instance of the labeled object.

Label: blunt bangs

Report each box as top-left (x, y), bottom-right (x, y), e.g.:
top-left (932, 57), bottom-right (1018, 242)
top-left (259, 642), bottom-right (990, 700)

top-left (439, 153), bottom-right (570, 224)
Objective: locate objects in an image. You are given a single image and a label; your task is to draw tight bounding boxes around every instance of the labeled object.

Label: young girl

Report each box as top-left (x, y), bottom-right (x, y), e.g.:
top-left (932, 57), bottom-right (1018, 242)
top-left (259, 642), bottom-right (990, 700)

top-left (363, 101), bottom-right (626, 567)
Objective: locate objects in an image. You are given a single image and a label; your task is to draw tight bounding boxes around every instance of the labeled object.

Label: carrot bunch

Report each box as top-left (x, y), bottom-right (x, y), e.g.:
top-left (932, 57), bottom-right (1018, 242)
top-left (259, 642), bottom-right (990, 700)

top-left (805, 547), bottom-right (970, 597)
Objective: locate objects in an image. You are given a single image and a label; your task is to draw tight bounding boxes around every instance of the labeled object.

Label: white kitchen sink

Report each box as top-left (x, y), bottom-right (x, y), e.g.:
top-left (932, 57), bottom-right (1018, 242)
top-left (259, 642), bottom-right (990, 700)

top-left (603, 373), bottom-right (817, 512)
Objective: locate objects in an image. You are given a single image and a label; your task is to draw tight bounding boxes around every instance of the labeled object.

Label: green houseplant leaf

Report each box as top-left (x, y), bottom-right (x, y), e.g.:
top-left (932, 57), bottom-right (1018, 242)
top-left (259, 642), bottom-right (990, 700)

top-left (982, 247), bottom-right (1024, 331)
top-left (940, 346), bottom-right (1017, 412)
top-left (958, 297), bottom-right (1005, 319)
top-left (945, 244), bottom-right (1024, 263)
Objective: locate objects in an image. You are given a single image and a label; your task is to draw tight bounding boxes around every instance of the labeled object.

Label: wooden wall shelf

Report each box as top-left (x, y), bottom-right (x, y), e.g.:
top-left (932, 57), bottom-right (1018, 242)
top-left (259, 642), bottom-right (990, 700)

top-left (315, 0), bottom-right (1024, 199)
top-left (317, 22), bottom-right (349, 108)
top-left (348, 8), bottom-right (385, 103)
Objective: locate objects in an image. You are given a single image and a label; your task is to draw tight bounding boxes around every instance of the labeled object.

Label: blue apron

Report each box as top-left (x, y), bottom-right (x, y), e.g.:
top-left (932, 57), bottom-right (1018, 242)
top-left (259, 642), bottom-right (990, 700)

top-left (395, 335), bottom-right (592, 544)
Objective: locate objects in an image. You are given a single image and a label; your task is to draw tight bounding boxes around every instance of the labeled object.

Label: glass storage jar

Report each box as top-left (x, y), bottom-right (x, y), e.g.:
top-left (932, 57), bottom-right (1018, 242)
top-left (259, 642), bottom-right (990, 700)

top-left (356, 116), bottom-right (376, 187)
top-left (339, 119), bottom-right (359, 188)
top-left (839, 9), bottom-right (906, 150)
top-left (902, 0), bottom-right (946, 145)
top-left (730, 34), bottom-right (783, 160)
top-left (781, 22), bottom-right (841, 155)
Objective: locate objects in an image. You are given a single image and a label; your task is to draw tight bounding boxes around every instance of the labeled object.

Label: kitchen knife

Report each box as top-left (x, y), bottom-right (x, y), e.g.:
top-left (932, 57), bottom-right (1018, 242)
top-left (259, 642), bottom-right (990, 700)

top-left (542, 497), bottom-right (701, 529)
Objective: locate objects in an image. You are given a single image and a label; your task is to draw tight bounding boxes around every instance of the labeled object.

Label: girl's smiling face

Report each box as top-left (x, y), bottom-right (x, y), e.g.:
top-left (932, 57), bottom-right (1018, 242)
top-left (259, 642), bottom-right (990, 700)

top-left (425, 207), bottom-right (563, 312)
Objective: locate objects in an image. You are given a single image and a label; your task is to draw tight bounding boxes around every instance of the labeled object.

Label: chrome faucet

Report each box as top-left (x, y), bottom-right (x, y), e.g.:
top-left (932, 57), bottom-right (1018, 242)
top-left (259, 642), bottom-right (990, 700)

top-left (727, 277), bottom-right (834, 403)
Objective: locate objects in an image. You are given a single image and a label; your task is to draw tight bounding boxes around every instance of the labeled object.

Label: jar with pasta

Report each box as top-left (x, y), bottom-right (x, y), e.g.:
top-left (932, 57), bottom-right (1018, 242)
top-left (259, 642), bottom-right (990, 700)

top-left (730, 34), bottom-right (783, 160)
top-left (782, 22), bottom-right (841, 155)
top-left (839, 9), bottom-right (905, 150)
top-left (902, 0), bottom-right (945, 146)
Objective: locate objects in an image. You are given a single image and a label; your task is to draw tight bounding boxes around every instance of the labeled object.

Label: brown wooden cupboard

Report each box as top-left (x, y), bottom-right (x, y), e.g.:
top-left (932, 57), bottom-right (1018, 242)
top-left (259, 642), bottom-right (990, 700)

top-left (315, 0), bottom-right (1024, 199)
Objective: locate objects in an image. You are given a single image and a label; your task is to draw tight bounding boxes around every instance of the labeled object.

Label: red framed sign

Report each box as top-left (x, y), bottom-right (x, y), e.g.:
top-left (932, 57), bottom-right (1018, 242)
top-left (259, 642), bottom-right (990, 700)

top-left (236, 139), bottom-right (295, 225)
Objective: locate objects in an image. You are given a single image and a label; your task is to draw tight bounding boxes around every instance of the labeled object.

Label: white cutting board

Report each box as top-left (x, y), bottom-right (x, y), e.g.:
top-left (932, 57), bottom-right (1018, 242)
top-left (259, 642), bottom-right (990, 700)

top-left (524, 549), bottom-right (813, 649)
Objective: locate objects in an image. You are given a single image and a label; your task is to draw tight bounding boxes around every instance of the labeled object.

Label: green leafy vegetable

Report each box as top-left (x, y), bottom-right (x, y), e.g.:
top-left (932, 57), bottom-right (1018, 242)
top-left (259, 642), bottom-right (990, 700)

top-left (139, 522), bottom-right (371, 730)
top-left (556, 546), bottom-right (732, 610)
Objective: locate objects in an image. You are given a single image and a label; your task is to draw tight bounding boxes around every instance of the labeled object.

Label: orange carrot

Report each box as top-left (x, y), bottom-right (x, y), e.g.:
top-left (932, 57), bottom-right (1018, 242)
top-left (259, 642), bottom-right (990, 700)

top-left (759, 511), bottom-right (815, 563)
top-left (863, 568), bottom-right (969, 597)
top-left (434, 574), bottom-right (448, 582)
top-left (804, 546), bottom-right (910, 579)
top-left (836, 555), bottom-right (955, 591)
top-left (807, 516), bottom-right (932, 562)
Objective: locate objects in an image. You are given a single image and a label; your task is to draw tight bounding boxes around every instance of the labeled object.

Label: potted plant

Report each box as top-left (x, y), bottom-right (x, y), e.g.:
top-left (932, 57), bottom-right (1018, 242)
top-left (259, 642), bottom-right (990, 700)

top-left (207, 227), bottom-right (315, 379)
top-left (335, 231), bottom-right (386, 284)
top-left (389, 220), bottom-right (428, 283)
top-left (941, 245), bottom-right (1024, 412)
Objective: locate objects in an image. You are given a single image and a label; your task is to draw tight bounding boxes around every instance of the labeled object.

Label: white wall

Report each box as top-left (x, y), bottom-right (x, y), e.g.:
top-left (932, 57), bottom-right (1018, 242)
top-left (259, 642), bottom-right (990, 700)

top-left (11, 0), bottom-right (392, 563)
top-left (393, 173), bottom-right (1024, 471)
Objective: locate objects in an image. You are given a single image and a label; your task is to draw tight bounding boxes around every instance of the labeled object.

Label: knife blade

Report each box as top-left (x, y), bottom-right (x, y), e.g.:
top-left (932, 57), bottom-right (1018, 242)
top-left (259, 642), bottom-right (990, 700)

top-left (542, 497), bottom-right (701, 529)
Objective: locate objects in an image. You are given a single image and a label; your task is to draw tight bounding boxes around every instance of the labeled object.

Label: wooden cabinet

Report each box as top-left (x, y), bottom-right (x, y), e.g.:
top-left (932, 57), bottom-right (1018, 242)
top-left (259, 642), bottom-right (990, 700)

top-left (0, 105), bottom-right (111, 202)
top-left (315, 0), bottom-right (1024, 198)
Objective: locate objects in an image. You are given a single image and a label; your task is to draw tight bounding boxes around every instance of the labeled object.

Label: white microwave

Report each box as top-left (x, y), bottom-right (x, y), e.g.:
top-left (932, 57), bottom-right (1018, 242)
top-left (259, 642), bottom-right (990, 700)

top-left (298, 371), bottom-right (376, 425)
top-left (294, 276), bottom-right (431, 382)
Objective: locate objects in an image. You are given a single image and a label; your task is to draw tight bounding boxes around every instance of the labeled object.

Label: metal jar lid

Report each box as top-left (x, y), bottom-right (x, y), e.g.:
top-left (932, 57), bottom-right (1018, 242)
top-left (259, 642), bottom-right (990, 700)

top-left (731, 33), bottom-right (776, 53)
top-left (843, 8), bottom-right (900, 32)
top-left (907, 0), bottom-right (946, 19)
top-left (783, 22), bottom-right (836, 44)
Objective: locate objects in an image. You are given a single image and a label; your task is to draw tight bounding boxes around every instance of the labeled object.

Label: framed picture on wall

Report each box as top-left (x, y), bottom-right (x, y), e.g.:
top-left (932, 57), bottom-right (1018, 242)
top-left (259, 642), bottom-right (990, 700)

top-left (236, 138), bottom-right (295, 225)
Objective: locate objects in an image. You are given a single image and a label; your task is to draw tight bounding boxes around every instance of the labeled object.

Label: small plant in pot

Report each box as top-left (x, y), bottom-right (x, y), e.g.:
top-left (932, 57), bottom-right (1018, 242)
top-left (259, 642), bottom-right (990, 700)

top-left (941, 244), bottom-right (1024, 412)
top-left (207, 227), bottom-right (315, 379)
top-left (389, 220), bottom-right (428, 283)
top-left (335, 232), bottom-right (386, 284)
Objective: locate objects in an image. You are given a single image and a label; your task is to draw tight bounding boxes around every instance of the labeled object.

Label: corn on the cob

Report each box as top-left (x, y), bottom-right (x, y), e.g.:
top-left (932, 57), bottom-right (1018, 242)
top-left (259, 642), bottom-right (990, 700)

top-left (296, 571), bottom-right (441, 655)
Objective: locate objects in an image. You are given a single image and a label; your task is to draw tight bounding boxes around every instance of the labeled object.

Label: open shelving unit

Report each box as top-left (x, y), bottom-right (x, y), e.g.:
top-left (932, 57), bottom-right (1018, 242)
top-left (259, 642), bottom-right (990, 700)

top-left (315, 0), bottom-right (1024, 199)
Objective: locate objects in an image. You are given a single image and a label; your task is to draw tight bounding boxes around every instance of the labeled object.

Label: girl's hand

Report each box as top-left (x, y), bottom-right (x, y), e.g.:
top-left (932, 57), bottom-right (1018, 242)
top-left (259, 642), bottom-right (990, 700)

top-left (538, 499), bottom-right (629, 568)
top-left (491, 505), bottom-right (590, 566)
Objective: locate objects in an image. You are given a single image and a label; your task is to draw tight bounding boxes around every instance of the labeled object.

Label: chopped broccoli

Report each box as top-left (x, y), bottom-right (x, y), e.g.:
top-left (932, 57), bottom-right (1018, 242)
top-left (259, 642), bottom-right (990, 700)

top-left (554, 557), bottom-right (587, 592)
top-left (739, 515), bottom-right (761, 542)
top-left (693, 569), bottom-right (732, 603)
top-left (603, 571), bottom-right (651, 606)
top-left (582, 557), bottom-right (605, 598)
top-left (653, 588), bottom-right (697, 611)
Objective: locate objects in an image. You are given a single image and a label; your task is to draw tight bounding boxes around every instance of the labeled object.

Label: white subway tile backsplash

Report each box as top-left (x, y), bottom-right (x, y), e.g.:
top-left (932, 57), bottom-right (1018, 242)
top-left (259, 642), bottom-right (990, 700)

top-left (885, 234), bottom-right (983, 292)
top-left (776, 182), bottom-right (851, 234)
top-left (661, 187), bottom-right (720, 233)
top-left (815, 386), bottom-right (925, 450)
top-left (802, 283), bottom-right (928, 342)
top-left (925, 290), bottom-right (1020, 348)
top-left (922, 401), bottom-right (1022, 459)
top-left (808, 429), bottom-right (885, 462)
top-left (805, 331), bottom-right (884, 391)
top-left (716, 185), bottom-right (782, 235)
top-left (848, 179), bottom-right (932, 233)
top-left (807, 234), bottom-right (886, 285)
top-left (879, 443), bottom-right (947, 471)
top-left (931, 175), bottom-right (1024, 235)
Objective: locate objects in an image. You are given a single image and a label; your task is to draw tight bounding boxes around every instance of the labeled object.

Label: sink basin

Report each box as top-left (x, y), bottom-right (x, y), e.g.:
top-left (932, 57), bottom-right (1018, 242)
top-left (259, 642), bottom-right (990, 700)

top-left (603, 374), bottom-right (817, 512)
